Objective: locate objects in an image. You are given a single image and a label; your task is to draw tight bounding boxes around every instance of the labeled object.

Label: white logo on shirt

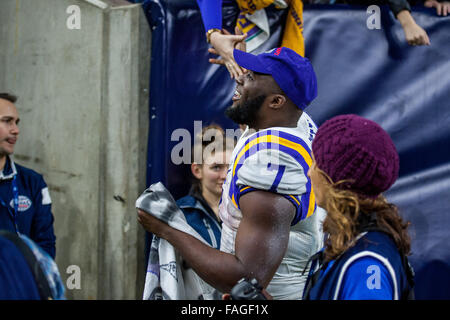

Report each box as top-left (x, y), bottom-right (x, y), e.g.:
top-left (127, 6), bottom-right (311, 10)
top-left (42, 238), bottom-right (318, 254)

top-left (9, 196), bottom-right (32, 212)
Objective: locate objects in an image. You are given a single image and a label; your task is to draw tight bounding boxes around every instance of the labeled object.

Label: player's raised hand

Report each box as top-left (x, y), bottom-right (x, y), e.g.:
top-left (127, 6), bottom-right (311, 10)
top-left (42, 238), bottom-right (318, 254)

top-left (234, 26), bottom-right (247, 53)
top-left (208, 28), bottom-right (247, 79)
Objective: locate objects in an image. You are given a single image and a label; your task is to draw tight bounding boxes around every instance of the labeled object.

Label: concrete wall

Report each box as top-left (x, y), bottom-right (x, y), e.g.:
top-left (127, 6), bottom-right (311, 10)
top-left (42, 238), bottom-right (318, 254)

top-left (0, 0), bottom-right (150, 299)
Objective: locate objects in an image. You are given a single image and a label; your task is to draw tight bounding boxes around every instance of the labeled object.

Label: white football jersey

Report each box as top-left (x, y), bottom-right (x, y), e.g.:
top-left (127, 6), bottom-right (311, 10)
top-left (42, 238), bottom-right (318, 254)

top-left (219, 112), bottom-right (323, 299)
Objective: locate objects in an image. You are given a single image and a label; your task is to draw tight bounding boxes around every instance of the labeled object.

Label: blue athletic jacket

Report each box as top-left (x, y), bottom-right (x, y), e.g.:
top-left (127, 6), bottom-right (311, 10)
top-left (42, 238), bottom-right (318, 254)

top-left (303, 231), bottom-right (414, 300)
top-left (0, 156), bottom-right (56, 258)
top-left (176, 188), bottom-right (222, 249)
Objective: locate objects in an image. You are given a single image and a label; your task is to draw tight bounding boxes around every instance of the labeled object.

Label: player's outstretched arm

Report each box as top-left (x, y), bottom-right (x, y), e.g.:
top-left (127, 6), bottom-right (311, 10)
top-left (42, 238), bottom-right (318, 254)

top-left (235, 190), bottom-right (296, 289)
top-left (138, 209), bottom-right (243, 293)
top-left (137, 189), bottom-right (295, 293)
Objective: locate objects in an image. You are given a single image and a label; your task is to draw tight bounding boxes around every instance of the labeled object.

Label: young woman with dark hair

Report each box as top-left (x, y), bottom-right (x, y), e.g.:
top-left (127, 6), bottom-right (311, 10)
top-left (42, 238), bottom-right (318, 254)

top-left (176, 125), bottom-right (235, 249)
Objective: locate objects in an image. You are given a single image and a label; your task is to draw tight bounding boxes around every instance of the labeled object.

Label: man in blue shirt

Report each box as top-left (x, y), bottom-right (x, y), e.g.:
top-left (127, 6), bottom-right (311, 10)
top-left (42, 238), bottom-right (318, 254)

top-left (0, 93), bottom-right (56, 258)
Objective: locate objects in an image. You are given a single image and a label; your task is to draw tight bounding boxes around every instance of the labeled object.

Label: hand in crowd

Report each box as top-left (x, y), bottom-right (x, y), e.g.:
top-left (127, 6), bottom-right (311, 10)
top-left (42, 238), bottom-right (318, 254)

top-left (402, 22), bottom-right (431, 46)
top-left (397, 10), bottom-right (431, 46)
top-left (424, 0), bottom-right (450, 16)
top-left (208, 27), bottom-right (247, 79)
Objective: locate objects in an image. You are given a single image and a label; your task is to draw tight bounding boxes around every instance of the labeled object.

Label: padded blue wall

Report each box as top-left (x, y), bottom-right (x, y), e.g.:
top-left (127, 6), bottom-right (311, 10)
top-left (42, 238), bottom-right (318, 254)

top-left (139, 0), bottom-right (450, 299)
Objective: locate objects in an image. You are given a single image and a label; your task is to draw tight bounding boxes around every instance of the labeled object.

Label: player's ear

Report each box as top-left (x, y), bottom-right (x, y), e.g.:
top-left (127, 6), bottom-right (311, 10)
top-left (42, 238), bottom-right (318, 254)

top-left (191, 163), bottom-right (203, 180)
top-left (268, 94), bottom-right (286, 110)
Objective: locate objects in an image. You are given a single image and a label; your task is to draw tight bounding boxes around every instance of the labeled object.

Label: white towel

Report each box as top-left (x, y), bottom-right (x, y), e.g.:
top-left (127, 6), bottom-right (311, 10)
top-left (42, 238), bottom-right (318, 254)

top-left (136, 182), bottom-right (220, 300)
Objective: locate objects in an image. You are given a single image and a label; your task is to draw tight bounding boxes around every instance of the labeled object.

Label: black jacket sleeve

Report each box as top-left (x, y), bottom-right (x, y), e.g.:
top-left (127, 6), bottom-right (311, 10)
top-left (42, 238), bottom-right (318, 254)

top-left (388, 0), bottom-right (411, 16)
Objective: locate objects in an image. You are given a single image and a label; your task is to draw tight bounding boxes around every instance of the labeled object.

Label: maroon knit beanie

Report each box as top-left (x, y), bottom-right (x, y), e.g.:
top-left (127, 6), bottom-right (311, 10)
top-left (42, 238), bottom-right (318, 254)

top-left (312, 114), bottom-right (399, 198)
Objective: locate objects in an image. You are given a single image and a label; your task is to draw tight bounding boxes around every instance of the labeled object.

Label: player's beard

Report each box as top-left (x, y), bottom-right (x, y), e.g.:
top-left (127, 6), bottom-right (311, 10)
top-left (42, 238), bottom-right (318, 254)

top-left (225, 95), bottom-right (266, 127)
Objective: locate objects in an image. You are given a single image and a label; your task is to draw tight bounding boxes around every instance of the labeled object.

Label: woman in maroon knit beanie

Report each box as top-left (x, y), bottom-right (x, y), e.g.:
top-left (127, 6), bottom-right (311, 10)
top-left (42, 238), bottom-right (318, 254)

top-left (304, 114), bottom-right (414, 300)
